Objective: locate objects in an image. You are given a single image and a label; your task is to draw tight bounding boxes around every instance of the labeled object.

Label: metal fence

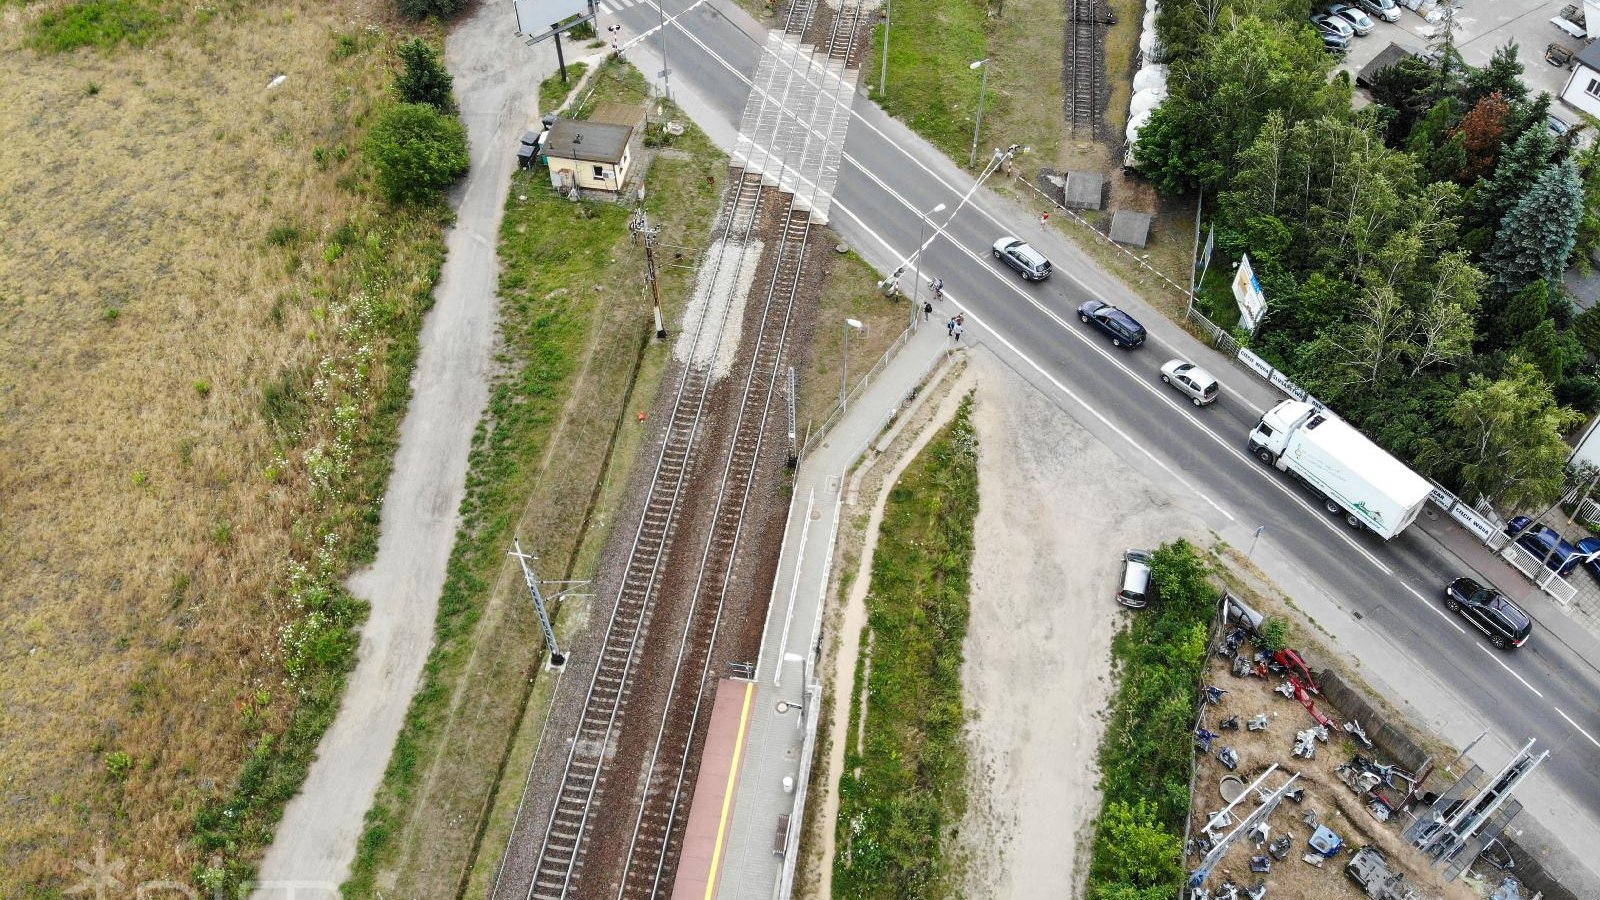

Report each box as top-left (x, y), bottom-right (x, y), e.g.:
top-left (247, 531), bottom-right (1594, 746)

top-left (798, 321), bottom-right (918, 461)
top-left (1498, 543), bottom-right (1579, 607)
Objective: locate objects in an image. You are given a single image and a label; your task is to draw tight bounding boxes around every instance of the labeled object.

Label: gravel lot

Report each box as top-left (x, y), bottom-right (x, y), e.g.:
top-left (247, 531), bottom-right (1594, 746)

top-left (959, 349), bottom-right (1212, 897)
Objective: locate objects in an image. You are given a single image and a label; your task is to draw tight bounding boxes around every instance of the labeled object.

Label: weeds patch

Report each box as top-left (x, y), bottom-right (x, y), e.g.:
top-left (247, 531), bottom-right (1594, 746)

top-left (833, 395), bottom-right (979, 899)
top-left (29, 0), bottom-right (170, 52)
top-left (539, 61), bottom-right (588, 113)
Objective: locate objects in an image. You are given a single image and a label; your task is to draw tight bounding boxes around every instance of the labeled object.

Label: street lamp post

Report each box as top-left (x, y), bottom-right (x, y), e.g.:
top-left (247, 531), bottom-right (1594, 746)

top-left (911, 201), bottom-right (947, 327)
top-left (842, 318), bottom-right (864, 410)
top-left (968, 59), bottom-right (989, 169)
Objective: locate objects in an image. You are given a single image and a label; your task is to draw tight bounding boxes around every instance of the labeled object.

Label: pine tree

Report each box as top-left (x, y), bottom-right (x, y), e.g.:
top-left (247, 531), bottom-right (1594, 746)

top-left (1461, 42), bottom-right (1526, 107)
top-left (1482, 158), bottom-right (1584, 295)
top-left (1466, 124), bottom-right (1555, 232)
top-left (394, 39), bottom-right (456, 113)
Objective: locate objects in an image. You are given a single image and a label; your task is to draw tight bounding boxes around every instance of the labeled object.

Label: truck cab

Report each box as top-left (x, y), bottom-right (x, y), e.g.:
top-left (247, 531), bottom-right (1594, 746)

top-left (1246, 400), bottom-right (1314, 466)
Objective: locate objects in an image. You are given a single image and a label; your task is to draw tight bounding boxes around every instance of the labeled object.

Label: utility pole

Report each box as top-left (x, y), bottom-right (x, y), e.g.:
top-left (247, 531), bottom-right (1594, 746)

top-left (508, 540), bottom-right (591, 669)
top-left (878, 0), bottom-right (891, 97)
top-left (630, 210), bottom-right (669, 339)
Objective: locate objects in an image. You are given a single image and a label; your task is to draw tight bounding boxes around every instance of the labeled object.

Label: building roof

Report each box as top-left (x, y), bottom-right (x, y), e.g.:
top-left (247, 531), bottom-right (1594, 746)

top-left (1578, 39), bottom-right (1600, 74)
top-left (544, 119), bottom-right (632, 164)
top-left (1356, 42), bottom-right (1416, 89)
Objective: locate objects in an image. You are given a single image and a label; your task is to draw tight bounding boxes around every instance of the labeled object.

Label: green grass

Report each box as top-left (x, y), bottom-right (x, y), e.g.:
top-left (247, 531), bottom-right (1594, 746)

top-left (29, 0), bottom-right (170, 52)
top-left (862, 0), bottom-right (990, 164)
top-left (1084, 540), bottom-right (1215, 900)
top-left (833, 395), bottom-right (979, 900)
top-left (539, 61), bottom-right (588, 113)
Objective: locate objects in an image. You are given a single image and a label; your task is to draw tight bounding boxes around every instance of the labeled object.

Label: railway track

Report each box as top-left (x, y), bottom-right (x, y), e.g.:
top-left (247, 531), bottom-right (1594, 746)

top-left (510, 169), bottom-right (770, 900)
top-left (824, 0), bottom-right (867, 64)
top-left (782, 0), bottom-right (816, 37)
top-left (1066, 0), bottom-right (1107, 131)
top-left (616, 199), bottom-right (813, 900)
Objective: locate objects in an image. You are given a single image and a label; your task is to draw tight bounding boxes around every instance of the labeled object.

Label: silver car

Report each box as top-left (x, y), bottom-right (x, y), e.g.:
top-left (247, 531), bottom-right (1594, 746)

top-left (1160, 359), bottom-right (1220, 406)
top-left (1327, 4), bottom-right (1374, 35)
top-left (1355, 0), bottom-right (1400, 22)
top-left (1311, 12), bottom-right (1355, 39)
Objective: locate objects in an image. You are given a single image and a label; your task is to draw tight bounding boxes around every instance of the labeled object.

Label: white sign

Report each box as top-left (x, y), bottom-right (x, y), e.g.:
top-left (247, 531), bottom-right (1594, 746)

top-left (1237, 347), bottom-right (1274, 380)
top-left (514, 0), bottom-right (592, 38)
top-left (1232, 254), bottom-right (1267, 332)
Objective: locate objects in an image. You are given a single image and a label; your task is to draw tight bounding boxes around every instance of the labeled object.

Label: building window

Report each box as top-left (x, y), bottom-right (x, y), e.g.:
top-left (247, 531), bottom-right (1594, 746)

top-left (593, 165), bottom-right (606, 179)
top-left (1587, 78), bottom-right (1600, 99)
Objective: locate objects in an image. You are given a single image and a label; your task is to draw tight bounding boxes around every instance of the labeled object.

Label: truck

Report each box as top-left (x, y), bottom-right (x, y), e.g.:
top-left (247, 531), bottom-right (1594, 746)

top-left (1247, 400), bottom-right (1433, 540)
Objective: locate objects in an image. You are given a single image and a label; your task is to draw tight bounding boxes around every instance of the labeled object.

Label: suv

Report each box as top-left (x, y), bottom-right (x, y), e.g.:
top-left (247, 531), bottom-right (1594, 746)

top-left (992, 236), bottom-right (1053, 281)
top-left (1078, 299), bottom-right (1146, 347)
top-left (1504, 516), bottom-right (1584, 576)
top-left (1117, 548), bottom-right (1154, 608)
top-left (1445, 577), bottom-right (1533, 650)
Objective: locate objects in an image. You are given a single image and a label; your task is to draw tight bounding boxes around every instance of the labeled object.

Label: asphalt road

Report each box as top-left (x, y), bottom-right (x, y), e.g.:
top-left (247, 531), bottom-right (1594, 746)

top-left (608, 0), bottom-right (1600, 879)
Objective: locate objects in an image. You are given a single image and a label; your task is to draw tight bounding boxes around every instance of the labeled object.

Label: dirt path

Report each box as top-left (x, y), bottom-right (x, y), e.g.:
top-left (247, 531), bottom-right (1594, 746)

top-left (251, 8), bottom-right (553, 894)
top-left (958, 350), bottom-right (1210, 898)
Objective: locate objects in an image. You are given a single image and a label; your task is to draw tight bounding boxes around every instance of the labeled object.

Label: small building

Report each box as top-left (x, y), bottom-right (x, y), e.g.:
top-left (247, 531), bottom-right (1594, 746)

top-left (1561, 40), bottom-right (1600, 120)
top-left (544, 119), bottom-right (634, 193)
top-left (1355, 42), bottom-right (1416, 91)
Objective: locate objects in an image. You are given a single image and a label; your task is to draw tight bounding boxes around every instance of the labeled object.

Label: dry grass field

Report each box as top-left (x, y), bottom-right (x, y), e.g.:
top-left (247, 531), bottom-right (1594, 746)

top-left (0, 0), bottom-right (448, 892)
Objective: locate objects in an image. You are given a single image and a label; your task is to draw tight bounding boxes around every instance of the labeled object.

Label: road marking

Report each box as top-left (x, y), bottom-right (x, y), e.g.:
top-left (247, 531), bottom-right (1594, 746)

top-left (1554, 706), bottom-right (1600, 749)
top-left (640, 0), bottom-right (1396, 565)
top-left (1402, 584), bottom-right (1467, 633)
top-left (705, 679), bottom-right (756, 899)
top-left (1476, 644), bottom-right (1543, 697)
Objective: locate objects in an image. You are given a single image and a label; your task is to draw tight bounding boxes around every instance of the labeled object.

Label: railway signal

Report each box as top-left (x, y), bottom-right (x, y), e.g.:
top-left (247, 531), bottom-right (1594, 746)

top-left (509, 539), bottom-right (590, 669)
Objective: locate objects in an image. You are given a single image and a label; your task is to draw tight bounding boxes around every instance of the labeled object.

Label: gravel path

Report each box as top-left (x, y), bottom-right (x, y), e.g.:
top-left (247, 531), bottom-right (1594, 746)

top-left (251, 8), bottom-right (552, 894)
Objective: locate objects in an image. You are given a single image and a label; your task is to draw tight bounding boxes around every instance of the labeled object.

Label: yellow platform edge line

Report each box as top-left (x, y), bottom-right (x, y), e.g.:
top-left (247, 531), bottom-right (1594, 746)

top-left (705, 680), bottom-right (756, 900)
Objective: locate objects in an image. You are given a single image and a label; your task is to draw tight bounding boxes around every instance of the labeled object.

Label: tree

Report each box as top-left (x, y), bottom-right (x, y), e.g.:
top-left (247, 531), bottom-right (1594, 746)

top-left (364, 102), bottom-right (470, 204)
top-left (1486, 279), bottom-right (1549, 344)
top-left (1482, 158), bottom-right (1584, 296)
top-left (1570, 138), bottom-right (1600, 269)
top-left (1446, 357), bottom-right (1584, 507)
top-left (394, 38), bottom-right (455, 113)
top-left (396, 0), bottom-right (468, 19)
top-left (1466, 121), bottom-right (1555, 232)
top-left (1088, 800), bottom-right (1183, 899)
top-left (1461, 42), bottom-right (1527, 108)
top-left (1447, 91), bottom-right (1508, 182)
top-left (1407, 251), bottom-right (1482, 375)
top-left (1370, 55), bottom-right (1439, 142)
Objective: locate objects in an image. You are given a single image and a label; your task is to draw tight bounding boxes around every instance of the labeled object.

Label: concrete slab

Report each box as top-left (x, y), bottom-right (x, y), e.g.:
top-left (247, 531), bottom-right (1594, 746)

top-left (1062, 170), bottom-right (1105, 210)
top-left (1109, 210), bottom-right (1152, 248)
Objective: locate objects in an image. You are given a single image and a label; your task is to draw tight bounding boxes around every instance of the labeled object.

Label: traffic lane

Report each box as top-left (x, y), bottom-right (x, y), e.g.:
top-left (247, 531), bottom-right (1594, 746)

top-left (829, 159), bottom-right (1600, 792)
top-left (609, 0), bottom-right (757, 127)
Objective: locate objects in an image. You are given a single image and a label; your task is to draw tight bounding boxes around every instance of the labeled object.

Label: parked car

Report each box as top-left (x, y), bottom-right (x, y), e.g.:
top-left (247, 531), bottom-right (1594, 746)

top-left (1078, 299), bottom-right (1146, 348)
top-left (1504, 516), bottom-right (1584, 576)
top-left (1321, 30), bottom-right (1351, 54)
top-left (992, 236), bottom-right (1053, 281)
top-left (1117, 548), bottom-right (1154, 608)
top-left (1160, 359), bottom-right (1220, 406)
top-left (1312, 12), bottom-right (1355, 39)
top-left (1444, 576), bottom-right (1533, 650)
top-left (1327, 4), bottom-right (1375, 35)
top-left (1355, 0), bottom-right (1400, 22)
top-left (1576, 536), bottom-right (1600, 579)
top-left (1548, 114), bottom-right (1571, 137)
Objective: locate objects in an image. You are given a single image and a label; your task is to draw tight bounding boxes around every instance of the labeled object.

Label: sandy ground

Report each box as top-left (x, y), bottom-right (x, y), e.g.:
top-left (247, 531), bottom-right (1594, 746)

top-left (957, 350), bottom-right (1212, 898)
top-left (251, 7), bottom-right (556, 894)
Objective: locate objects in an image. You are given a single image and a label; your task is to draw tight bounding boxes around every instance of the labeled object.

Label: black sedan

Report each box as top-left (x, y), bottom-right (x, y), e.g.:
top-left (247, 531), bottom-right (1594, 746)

top-left (1445, 577), bottom-right (1533, 650)
top-left (1077, 299), bottom-right (1146, 348)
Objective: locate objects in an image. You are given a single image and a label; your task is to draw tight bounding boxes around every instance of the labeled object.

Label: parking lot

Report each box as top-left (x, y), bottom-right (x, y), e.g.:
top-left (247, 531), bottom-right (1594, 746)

top-left (1334, 0), bottom-right (1585, 121)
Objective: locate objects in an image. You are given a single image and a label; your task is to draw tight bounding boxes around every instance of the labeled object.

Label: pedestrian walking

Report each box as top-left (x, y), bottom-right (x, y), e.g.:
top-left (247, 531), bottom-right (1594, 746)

top-left (953, 323), bottom-right (964, 342)
top-left (923, 301), bottom-right (933, 321)
top-left (955, 313), bottom-right (964, 328)
top-left (946, 317), bottom-right (956, 336)
top-left (931, 277), bottom-right (944, 301)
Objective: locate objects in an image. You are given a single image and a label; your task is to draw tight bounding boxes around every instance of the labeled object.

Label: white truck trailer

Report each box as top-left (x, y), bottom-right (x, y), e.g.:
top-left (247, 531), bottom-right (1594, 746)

top-left (1246, 400), bottom-right (1433, 540)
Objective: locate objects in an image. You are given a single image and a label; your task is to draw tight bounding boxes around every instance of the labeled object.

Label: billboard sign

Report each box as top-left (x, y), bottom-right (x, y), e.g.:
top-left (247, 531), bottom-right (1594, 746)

top-left (1232, 253), bottom-right (1267, 332)
top-left (515, 0), bottom-right (594, 40)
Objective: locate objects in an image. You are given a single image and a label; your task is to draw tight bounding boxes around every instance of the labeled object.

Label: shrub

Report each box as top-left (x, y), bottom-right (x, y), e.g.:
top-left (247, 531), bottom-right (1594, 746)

top-left (364, 103), bottom-right (470, 205)
top-left (28, 0), bottom-right (166, 52)
top-left (395, 0), bottom-right (469, 21)
top-left (1256, 616), bottom-right (1289, 654)
top-left (395, 38), bottom-right (456, 113)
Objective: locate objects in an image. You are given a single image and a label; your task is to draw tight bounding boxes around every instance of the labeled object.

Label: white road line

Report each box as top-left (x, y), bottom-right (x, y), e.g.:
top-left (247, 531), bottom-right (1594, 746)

top-left (1477, 644), bottom-right (1543, 697)
top-left (1402, 584), bottom-right (1467, 633)
top-left (1555, 706), bottom-right (1600, 749)
top-left (639, 6), bottom-right (1408, 572)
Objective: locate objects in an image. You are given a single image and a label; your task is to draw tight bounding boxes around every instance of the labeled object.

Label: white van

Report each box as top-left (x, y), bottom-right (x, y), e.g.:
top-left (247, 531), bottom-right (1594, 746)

top-left (1117, 548), bottom-right (1154, 608)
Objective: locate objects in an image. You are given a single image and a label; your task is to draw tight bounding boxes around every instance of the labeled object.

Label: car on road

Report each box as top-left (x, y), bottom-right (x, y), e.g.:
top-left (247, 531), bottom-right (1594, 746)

top-left (1445, 576), bottom-right (1533, 650)
top-left (1160, 359), bottom-right (1219, 406)
top-left (1312, 12), bottom-right (1355, 40)
top-left (992, 236), bottom-right (1052, 281)
top-left (1355, 0), bottom-right (1400, 22)
top-left (1117, 548), bottom-right (1154, 608)
top-left (1078, 299), bottom-right (1146, 348)
top-left (1326, 3), bottom-right (1374, 35)
top-left (1504, 516), bottom-right (1585, 576)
